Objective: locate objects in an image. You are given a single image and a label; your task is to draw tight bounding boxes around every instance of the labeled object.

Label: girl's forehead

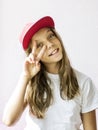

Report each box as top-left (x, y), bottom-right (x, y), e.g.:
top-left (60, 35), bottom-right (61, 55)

top-left (32, 28), bottom-right (52, 40)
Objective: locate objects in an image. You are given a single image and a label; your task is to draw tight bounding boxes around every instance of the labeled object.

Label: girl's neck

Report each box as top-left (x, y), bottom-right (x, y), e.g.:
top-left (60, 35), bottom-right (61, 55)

top-left (46, 69), bottom-right (58, 74)
top-left (45, 63), bottom-right (59, 74)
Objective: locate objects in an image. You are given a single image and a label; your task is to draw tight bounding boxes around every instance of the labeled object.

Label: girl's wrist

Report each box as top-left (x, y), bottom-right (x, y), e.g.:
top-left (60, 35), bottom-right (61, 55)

top-left (20, 72), bottom-right (31, 82)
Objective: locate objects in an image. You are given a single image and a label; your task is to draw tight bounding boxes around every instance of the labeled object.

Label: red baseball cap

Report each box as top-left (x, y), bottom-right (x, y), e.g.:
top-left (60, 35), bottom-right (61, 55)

top-left (19, 16), bottom-right (55, 50)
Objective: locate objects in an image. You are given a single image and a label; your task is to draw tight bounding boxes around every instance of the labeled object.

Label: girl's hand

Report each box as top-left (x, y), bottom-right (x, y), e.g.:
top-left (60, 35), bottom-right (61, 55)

top-left (23, 41), bottom-right (46, 79)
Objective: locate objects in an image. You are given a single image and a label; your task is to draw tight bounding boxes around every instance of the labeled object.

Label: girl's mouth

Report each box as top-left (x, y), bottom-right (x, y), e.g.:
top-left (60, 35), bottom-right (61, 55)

top-left (49, 48), bottom-right (59, 56)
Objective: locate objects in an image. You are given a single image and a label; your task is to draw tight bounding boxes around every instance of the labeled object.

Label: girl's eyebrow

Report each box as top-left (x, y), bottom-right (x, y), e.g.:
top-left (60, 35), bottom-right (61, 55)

top-left (47, 29), bottom-right (52, 33)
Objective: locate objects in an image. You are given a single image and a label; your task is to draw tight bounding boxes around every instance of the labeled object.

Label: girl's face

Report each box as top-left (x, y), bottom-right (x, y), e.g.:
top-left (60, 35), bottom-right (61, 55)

top-left (31, 27), bottom-right (63, 67)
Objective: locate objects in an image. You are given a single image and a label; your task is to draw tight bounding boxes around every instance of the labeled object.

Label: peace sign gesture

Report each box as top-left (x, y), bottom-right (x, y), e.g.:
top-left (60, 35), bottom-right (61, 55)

top-left (23, 41), bottom-right (46, 79)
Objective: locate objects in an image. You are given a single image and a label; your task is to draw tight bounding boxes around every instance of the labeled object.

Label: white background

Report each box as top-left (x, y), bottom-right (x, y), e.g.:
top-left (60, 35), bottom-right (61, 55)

top-left (0, 0), bottom-right (98, 129)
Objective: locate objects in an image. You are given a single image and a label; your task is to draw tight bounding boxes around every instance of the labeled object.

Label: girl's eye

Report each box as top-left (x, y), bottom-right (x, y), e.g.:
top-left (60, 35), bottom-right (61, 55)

top-left (37, 43), bottom-right (43, 48)
top-left (48, 33), bottom-right (55, 39)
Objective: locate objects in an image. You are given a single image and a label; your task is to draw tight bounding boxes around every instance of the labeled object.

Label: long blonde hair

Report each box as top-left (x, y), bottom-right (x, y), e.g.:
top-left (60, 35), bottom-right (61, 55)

top-left (25, 28), bottom-right (80, 118)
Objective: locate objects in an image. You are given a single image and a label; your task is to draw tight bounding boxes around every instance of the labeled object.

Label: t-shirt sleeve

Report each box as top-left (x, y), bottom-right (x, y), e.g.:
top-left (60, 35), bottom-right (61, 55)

top-left (81, 77), bottom-right (98, 113)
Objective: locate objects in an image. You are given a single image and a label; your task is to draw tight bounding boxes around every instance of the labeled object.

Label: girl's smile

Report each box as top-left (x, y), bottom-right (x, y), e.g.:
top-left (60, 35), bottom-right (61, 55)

top-left (48, 48), bottom-right (59, 56)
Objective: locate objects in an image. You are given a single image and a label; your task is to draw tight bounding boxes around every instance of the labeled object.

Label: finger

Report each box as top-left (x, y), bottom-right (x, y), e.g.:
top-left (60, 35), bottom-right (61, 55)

top-left (29, 53), bottom-right (35, 63)
top-left (36, 60), bottom-right (40, 66)
top-left (26, 55), bottom-right (35, 64)
top-left (25, 57), bottom-right (32, 64)
top-left (32, 41), bottom-right (37, 54)
top-left (37, 45), bottom-right (46, 61)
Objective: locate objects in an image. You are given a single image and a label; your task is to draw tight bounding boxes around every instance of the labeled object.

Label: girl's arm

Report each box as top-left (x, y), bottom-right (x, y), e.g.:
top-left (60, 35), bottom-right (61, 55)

top-left (2, 74), bottom-right (29, 126)
top-left (2, 42), bottom-right (46, 126)
top-left (81, 110), bottom-right (97, 130)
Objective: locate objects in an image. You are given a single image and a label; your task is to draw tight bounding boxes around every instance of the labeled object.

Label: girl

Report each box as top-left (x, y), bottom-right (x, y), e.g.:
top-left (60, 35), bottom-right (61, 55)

top-left (2, 16), bottom-right (98, 130)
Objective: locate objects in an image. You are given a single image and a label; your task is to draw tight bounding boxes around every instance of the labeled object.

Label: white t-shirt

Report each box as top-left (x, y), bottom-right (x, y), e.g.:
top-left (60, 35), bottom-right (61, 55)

top-left (24, 70), bottom-right (98, 130)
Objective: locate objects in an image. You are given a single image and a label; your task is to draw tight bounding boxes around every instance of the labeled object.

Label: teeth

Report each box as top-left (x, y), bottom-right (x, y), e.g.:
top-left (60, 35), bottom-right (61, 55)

top-left (51, 49), bottom-right (57, 55)
top-left (49, 49), bottom-right (58, 56)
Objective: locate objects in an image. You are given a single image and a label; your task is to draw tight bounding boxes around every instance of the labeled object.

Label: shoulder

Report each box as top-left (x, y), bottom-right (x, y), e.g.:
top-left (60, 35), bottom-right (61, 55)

top-left (73, 69), bottom-right (95, 91)
top-left (74, 69), bottom-right (89, 82)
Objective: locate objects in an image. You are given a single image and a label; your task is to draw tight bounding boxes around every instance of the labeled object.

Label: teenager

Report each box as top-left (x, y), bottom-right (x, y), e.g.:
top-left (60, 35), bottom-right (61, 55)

top-left (2, 16), bottom-right (98, 130)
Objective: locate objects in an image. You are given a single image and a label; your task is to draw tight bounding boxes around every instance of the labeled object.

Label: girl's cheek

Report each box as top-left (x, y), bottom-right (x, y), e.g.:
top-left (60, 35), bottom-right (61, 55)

top-left (37, 48), bottom-right (42, 53)
top-left (36, 49), bottom-right (40, 55)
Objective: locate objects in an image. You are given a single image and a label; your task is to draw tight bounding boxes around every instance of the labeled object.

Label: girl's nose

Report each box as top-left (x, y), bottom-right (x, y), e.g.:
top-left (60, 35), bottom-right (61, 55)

top-left (46, 41), bottom-right (54, 49)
